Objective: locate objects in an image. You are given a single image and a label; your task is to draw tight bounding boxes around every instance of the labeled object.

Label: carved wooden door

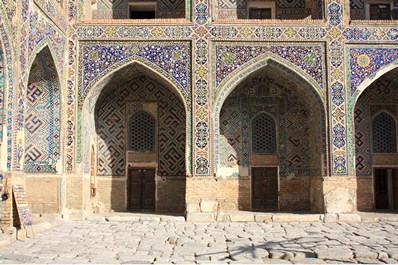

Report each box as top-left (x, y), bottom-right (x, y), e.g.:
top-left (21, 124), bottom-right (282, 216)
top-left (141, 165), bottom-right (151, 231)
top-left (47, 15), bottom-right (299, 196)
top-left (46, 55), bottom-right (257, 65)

top-left (127, 168), bottom-right (155, 210)
top-left (252, 167), bottom-right (278, 210)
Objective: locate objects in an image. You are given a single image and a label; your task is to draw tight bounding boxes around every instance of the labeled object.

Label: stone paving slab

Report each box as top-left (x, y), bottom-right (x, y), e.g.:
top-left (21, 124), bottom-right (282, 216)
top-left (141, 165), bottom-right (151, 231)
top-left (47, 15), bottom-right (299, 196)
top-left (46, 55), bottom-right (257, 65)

top-left (0, 219), bottom-right (398, 263)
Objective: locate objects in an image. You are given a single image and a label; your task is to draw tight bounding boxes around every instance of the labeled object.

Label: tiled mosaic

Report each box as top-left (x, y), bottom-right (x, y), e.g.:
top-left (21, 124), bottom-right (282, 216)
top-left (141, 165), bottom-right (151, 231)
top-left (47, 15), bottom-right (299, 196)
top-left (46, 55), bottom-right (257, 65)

top-left (24, 47), bottom-right (60, 173)
top-left (0, 0), bottom-right (396, 181)
top-left (354, 72), bottom-right (398, 176)
top-left (96, 75), bottom-right (186, 176)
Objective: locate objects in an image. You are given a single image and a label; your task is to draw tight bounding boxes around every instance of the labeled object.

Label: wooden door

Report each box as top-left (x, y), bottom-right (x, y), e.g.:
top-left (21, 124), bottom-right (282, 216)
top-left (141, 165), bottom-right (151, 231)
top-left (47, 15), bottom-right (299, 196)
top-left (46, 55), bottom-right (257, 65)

top-left (127, 168), bottom-right (155, 210)
top-left (375, 168), bottom-right (389, 209)
top-left (252, 167), bottom-right (278, 210)
top-left (141, 169), bottom-right (156, 209)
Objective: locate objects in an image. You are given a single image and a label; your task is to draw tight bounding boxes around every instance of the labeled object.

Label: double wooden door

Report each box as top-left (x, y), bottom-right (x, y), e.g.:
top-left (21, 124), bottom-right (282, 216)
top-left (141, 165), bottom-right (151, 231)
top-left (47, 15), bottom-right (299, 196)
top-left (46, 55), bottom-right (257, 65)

top-left (251, 167), bottom-right (278, 210)
top-left (127, 168), bottom-right (155, 210)
top-left (374, 168), bottom-right (398, 210)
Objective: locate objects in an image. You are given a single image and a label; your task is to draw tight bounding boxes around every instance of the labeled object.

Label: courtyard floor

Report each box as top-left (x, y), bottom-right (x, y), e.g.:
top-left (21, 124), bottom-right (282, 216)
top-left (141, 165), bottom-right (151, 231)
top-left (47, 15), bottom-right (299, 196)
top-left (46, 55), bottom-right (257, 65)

top-left (1, 216), bottom-right (398, 264)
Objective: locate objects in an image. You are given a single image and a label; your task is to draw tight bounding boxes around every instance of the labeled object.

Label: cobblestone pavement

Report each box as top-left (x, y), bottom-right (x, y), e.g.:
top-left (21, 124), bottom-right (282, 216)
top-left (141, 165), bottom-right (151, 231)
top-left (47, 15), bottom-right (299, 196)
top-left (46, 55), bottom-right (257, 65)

top-left (1, 220), bottom-right (398, 264)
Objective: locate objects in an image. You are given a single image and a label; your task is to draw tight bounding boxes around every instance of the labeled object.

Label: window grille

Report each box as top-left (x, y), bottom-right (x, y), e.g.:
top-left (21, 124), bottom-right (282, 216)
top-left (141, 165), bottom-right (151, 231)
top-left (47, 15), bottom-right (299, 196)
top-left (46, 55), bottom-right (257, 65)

top-left (373, 112), bottom-right (397, 153)
top-left (252, 113), bottom-right (277, 153)
top-left (129, 111), bottom-right (155, 151)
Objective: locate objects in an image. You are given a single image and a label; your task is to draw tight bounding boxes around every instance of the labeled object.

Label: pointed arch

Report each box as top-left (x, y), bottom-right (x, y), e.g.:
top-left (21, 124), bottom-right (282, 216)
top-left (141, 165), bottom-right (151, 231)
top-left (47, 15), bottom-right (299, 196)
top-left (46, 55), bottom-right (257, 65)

top-left (26, 41), bottom-right (62, 88)
top-left (24, 46), bottom-right (61, 173)
top-left (80, 60), bottom-right (191, 175)
top-left (214, 56), bottom-right (327, 174)
top-left (214, 55), bottom-right (326, 116)
top-left (81, 57), bottom-right (189, 112)
top-left (351, 62), bottom-right (398, 107)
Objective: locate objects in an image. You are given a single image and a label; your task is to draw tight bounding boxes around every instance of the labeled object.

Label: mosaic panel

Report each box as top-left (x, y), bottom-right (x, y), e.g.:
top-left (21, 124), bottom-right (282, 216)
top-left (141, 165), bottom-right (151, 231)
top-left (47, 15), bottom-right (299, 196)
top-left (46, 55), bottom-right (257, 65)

top-left (354, 76), bottom-right (398, 176)
top-left (24, 47), bottom-right (60, 173)
top-left (0, 49), bottom-right (4, 141)
top-left (96, 76), bottom-right (186, 176)
top-left (0, 10), bottom-right (15, 169)
top-left (33, 0), bottom-right (68, 32)
top-left (348, 47), bottom-right (398, 95)
top-left (219, 74), bottom-right (325, 177)
top-left (79, 42), bottom-right (191, 108)
top-left (214, 43), bottom-right (326, 91)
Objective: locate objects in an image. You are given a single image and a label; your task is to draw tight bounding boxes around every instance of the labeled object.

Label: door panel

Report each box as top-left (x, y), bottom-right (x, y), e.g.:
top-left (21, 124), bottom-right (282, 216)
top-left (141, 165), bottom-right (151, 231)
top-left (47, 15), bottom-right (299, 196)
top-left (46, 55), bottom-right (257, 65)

top-left (375, 168), bottom-right (389, 209)
top-left (252, 167), bottom-right (278, 210)
top-left (128, 169), bottom-right (141, 210)
top-left (142, 169), bottom-right (156, 209)
top-left (128, 168), bottom-right (155, 210)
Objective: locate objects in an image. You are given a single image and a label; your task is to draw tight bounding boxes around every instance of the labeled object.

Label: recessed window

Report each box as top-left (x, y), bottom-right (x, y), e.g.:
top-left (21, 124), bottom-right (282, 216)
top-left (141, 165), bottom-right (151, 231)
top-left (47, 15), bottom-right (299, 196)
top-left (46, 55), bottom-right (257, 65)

top-left (129, 1), bottom-right (156, 19)
top-left (369, 3), bottom-right (391, 19)
top-left (248, 1), bottom-right (275, 19)
top-left (249, 8), bottom-right (272, 19)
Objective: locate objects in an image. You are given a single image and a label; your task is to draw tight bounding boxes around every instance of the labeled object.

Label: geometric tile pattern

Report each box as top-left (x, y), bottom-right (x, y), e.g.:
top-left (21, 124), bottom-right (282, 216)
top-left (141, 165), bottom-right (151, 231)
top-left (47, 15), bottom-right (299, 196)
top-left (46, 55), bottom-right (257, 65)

top-left (215, 44), bottom-right (325, 91)
top-left (0, 48), bottom-right (4, 142)
top-left (355, 76), bottom-right (398, 176)
top-left (24, 47), bottom-right (60, 173)
top-left (348, 47), bottom-right (398, 95)
top-left (219, 73), bottom-right (325, 177)
top-left (96, 76), bottom-right (186, 176)
top-left (79, 42), bottom-right (191, 108)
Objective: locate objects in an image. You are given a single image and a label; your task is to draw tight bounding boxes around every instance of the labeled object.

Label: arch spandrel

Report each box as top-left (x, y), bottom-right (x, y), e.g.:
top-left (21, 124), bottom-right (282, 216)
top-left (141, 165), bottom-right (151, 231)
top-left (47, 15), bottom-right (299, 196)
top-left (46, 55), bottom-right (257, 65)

top-left (214, 54), bottom-right (327, 118)
top-left (213, 43), bottom-right (326, 107)
top-left (78, 42), bottom-right (191, 109)
top-left (348, 47), bottom-right (398, 104)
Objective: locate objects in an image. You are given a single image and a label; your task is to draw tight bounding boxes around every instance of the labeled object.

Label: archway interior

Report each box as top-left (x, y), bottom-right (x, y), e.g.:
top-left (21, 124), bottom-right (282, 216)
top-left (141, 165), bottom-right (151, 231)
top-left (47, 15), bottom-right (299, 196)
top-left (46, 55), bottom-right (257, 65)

top-left (215, 0), bottom-right (323, 20)
top-left (91, 0), bottom-right (186, 19)
top-left (355, 67), bottom-right (398, 211)
top-left (24, 46), bottom-right (60, 173)
top-left (219, 62), bottom-right (326, 211)
top-left (94, 63), bottom-right (186, 212)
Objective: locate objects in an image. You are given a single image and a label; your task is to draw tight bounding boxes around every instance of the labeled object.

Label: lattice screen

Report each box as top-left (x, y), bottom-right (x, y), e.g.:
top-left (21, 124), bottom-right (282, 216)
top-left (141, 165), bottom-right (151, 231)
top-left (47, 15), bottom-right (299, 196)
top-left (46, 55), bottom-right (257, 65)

top-left (372, 112), bottom-right (397, 153)
top-left (129, 111), bottom-right (155, 151)
top-left (252, 113), bottom-right (277, 153)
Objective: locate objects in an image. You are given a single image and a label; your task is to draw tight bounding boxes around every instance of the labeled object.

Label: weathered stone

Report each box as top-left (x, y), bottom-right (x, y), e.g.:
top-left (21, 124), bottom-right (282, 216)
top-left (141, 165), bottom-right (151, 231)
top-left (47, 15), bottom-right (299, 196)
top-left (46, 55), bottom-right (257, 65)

top-left (216, 212), bottom-right (231, 222)
top-left (324, 187), bottom-right (356, 213)
top-left (355, 258), bottom-right (384, 264)
top-left (381, 258), bottom-right (398, 264)
top-left (273, 214), bottom-right (321, 222)
top-left (338, 214), bottom-right (361, 223)
top-left (200, 200), bottom-right (218, 212)
top-left (219, 202), bottom-right (237, 211)
top-left (186, 204), bottom-right (200, 213)
top-left (291, 258), bottom-right (325, 264)
top-left (229, 211), bottom-right (254, 222)
top-left (353, 249), bottom-right (377, 259)
top-left (254, 213), bottom-right (273, 222)
top-left (315, 248), bottom-right (353, 259)
top-left (386, 248), bottom-right (398, 259)
top-left (105, 216), bottom-right (140, 222)
top-left (323, 214), bottom-right (338, 223)
top-left (186, 212), bottom-right (215, 222)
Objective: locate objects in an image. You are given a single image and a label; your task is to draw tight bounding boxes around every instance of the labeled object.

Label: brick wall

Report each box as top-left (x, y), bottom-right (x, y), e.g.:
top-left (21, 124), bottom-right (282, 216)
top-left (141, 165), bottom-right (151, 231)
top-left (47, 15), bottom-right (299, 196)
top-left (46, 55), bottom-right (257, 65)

top-left (25, 176), bottom-right (60, 213)
top-left (357, 177), bottom-right (373, 210)
top-left (96, 177), bottom-right (126, 212)
top-left (156, 177), bottom-right (186, 212)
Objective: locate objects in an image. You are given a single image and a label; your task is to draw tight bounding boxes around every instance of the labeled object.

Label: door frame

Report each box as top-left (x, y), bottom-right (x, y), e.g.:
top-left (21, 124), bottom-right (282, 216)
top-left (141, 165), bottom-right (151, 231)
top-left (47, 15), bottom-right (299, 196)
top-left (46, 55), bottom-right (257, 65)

top-left (250, 165), bottom-right (280, 211)
top-left (126, 166), bottom-right (157, 211)
top-left (373, 165), bottom-right (398, 210)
